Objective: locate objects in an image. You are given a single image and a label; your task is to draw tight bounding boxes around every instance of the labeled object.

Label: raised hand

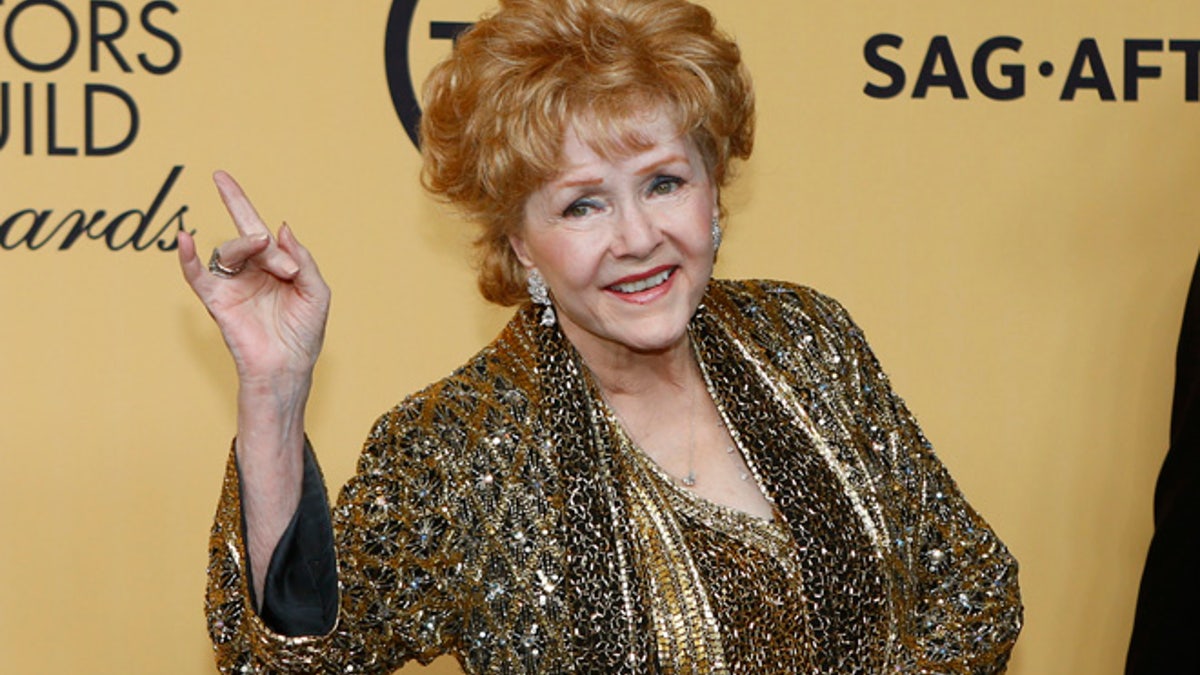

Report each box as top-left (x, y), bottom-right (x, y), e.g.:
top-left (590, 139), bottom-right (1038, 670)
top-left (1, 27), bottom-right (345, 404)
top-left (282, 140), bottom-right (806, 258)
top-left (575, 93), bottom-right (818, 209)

top-left (178, 171), bottom-right (330, 387)
top-left (179, 171), bottom-right (330, 600)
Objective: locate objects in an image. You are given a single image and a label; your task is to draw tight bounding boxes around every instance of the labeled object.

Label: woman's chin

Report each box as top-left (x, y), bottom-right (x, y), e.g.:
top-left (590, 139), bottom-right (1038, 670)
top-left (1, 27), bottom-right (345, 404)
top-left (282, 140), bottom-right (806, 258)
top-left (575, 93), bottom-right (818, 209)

top-left (603, 322), bottom-right (693, 357)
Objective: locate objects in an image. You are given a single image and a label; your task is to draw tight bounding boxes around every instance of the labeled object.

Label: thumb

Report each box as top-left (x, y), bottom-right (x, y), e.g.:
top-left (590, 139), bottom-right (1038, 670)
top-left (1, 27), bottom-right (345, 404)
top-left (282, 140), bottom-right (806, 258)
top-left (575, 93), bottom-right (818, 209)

top-left (278, 223), bottom-right (329, 300)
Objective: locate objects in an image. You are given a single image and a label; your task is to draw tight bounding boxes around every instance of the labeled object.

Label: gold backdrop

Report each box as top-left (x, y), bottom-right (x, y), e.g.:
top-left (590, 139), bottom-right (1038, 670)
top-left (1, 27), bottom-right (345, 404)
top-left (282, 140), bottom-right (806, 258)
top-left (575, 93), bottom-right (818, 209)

top-left (0, 1), bottom-right (1195, 673)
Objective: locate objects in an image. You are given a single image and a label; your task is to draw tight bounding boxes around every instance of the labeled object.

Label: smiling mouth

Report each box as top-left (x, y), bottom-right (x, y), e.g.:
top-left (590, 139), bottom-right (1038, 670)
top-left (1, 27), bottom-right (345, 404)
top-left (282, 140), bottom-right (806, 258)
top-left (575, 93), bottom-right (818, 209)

top-left (609, 268), bottom-right (674, 294)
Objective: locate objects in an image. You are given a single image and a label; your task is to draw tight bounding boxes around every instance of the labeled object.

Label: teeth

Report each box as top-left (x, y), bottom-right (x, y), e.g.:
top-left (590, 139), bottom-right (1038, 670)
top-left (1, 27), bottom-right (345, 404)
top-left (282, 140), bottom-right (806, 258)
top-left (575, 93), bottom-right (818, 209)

top-left (612, 269), bottom-right (671, 293)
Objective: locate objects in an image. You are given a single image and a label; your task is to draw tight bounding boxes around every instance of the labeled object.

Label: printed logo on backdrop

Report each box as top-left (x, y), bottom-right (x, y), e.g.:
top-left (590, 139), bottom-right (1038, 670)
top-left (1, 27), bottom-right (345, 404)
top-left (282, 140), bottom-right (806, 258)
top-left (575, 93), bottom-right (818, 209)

top-left (384, 0), bottom-right (476, 149)
top-left (864, 35), bottom-right (1200, 101)
top-left (1, 0), bottom-right (187, 252)
top-left (387, 11), bottom-right (1200, 138)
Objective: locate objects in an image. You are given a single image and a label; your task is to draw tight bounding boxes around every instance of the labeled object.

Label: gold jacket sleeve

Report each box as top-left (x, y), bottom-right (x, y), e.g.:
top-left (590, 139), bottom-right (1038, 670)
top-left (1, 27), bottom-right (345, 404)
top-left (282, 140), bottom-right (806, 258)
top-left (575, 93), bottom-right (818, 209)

top-left (205, 403), bottom-right (470, 673)
top-left (814, 290), bottom-right (1023, 673)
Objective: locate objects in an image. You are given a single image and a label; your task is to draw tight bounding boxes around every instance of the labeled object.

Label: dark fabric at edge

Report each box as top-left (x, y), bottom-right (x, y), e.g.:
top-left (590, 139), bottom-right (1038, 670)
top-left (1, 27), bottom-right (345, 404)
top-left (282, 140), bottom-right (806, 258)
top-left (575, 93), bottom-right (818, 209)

top-left (1126, 250), bottom-right (1200, 675)
top-left (257, 443), bottom-right (339, 636)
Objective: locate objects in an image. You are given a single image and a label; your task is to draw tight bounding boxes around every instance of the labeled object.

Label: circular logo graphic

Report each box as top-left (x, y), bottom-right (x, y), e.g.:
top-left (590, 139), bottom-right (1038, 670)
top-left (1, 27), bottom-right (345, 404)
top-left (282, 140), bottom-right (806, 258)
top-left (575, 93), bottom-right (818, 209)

top-left (384, 0), bottom-right (421, 148)
top-left (384, 0), bottom-right (473, 149)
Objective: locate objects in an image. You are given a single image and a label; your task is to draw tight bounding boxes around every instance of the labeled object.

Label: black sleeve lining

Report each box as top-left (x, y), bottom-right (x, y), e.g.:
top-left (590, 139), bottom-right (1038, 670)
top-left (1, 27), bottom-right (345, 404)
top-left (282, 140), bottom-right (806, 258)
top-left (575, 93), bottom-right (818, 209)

top-left (258, 443), bottom-right (339, 636)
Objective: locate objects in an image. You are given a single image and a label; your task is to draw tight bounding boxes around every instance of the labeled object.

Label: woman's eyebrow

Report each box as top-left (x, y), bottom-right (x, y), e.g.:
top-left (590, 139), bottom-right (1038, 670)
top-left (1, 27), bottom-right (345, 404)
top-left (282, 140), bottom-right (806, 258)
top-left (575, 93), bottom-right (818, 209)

top-left (634, 154), bottom-right (688, 176)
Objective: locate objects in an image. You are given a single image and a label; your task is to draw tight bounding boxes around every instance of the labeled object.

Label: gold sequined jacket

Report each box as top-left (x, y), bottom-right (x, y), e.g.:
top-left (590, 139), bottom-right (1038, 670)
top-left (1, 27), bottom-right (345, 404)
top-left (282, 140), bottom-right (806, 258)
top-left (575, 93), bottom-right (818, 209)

top-left (206, 280), bottom-right (1022, 673)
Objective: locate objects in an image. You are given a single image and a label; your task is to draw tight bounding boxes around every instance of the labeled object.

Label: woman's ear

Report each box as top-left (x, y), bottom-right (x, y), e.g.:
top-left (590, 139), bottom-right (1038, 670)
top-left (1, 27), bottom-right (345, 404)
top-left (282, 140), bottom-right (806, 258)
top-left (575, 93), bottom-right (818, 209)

top-left (508, 232), bottom-right (534, 268)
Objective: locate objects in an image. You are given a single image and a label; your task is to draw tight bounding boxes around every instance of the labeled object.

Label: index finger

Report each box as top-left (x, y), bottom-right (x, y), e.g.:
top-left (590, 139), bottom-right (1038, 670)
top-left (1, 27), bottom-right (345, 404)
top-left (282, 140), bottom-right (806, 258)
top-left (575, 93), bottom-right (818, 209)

top-left (213, 170), bottom-right (271, 238)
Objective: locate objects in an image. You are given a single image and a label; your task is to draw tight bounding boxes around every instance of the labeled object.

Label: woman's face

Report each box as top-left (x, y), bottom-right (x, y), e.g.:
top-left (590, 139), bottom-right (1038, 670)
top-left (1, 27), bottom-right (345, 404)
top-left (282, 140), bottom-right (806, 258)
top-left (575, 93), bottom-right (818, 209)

top-left (510, 109), bottom-right (719, 361)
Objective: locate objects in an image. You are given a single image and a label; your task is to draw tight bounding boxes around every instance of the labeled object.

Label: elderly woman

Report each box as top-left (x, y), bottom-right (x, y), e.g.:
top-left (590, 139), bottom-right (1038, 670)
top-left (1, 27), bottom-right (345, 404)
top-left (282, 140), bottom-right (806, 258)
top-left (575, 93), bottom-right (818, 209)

top-left (180, 0), bottom-right (1022, 672)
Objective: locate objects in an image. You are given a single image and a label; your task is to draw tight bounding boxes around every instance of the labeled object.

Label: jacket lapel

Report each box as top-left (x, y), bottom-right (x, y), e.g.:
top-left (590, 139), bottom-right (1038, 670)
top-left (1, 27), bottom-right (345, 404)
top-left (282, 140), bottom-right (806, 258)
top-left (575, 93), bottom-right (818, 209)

top-left (520, 308), bottom-right (659, 673)
top-left (690, 285), bottom-right (892, 670)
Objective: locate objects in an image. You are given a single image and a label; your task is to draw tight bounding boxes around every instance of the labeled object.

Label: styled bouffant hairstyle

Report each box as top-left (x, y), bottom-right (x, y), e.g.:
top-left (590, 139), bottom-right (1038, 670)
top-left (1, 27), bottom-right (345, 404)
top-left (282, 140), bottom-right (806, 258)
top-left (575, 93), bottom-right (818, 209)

top-left (420, 0), bottom-right (755, 306)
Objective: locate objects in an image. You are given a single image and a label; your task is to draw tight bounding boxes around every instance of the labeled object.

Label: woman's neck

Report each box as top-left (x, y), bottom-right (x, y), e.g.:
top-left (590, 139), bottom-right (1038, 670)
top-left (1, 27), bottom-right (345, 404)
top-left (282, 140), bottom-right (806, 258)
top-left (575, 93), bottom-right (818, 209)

top-left (578, 338), bottom-right (700, 404)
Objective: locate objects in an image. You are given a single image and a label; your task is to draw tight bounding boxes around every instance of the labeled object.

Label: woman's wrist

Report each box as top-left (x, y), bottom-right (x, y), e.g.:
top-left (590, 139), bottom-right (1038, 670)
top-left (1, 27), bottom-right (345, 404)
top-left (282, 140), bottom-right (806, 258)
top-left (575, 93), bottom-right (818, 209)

top-left (237, 370), bottom-right (312, 432)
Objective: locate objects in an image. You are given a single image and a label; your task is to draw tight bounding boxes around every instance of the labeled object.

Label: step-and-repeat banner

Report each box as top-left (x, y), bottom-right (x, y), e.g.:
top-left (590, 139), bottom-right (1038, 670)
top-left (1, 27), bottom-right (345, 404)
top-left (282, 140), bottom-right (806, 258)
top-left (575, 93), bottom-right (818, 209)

top-left (1, 1), bottom-right (1195, 673)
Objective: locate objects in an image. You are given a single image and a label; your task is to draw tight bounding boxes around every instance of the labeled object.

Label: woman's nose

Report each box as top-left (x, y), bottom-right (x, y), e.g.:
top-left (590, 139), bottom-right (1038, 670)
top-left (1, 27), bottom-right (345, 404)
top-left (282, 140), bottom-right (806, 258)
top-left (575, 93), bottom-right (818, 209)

top-left (612, 204), bottom-right (661, 258)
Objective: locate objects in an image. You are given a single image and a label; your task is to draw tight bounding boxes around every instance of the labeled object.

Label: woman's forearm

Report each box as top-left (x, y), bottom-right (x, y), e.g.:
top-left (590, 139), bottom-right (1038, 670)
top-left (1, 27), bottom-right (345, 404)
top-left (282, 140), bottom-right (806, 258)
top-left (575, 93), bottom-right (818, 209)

top-left (235, 373), bottom-right (312, 607)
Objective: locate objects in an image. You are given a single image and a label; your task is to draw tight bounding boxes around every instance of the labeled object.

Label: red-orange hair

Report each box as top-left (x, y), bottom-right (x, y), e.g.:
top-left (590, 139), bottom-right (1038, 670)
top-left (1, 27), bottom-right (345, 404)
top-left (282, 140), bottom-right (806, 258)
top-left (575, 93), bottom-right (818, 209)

top-left (420, 0), bottom-right (755, 305)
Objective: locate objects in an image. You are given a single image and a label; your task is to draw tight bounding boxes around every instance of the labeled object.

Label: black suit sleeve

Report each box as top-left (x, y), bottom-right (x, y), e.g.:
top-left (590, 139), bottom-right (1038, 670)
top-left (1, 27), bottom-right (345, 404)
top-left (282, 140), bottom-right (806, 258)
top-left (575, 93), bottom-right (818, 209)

top-left (1126, 251), bottom-right (1200, 674)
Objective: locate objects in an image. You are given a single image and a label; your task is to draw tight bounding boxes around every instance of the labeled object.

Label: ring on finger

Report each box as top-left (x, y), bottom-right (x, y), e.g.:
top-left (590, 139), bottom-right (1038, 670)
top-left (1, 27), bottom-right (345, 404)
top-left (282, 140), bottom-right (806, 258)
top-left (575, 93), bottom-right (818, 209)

top-left (208, 248), bottom-right (245, 278)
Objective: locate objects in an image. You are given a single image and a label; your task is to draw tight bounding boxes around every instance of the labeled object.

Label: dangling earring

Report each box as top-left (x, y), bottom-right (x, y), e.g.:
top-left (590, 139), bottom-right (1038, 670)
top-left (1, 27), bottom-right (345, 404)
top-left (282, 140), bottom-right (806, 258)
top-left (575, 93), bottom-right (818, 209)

top-left (527, 268), bottom-right (557, 327)
top-left (711, 216), bottom-right (723, 253)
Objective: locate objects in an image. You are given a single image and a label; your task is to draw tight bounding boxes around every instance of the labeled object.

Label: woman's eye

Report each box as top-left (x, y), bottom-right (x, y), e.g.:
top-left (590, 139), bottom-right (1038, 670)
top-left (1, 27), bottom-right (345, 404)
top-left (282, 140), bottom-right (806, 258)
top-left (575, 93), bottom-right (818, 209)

top-left (562, 199), bottom-right (600, 219)
top-left (649, 176), bottom-right (683, 195)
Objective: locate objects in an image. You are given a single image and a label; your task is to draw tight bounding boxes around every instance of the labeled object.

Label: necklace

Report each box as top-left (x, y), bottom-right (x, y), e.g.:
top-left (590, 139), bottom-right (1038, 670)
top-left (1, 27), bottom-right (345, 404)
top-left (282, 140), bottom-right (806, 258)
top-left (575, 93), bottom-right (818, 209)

top-left (681, 419), bottom-right (751, 488)
top-left (589, 340), bottom-right (751, 490)
top-left (604, 378), bottom-right (750, 490)
top-left (686, 375), bottom-right (751, 487)
top-left (682, 377), bottom-right (698, 486)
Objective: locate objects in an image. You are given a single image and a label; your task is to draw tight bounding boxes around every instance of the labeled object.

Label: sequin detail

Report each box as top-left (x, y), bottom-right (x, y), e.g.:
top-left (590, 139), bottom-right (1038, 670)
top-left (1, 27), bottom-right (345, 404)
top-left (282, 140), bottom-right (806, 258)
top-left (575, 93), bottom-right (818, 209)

top-left (205, 280), bottom-right (1022, 673)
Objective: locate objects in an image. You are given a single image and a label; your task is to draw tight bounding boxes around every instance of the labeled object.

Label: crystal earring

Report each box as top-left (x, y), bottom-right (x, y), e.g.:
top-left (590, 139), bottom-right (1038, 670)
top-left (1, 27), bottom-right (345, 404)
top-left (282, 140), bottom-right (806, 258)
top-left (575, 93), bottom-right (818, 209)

top-left (711, 216), bottom-right (723, 252)
top-left (527, 268), bottom-right (556, 327)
